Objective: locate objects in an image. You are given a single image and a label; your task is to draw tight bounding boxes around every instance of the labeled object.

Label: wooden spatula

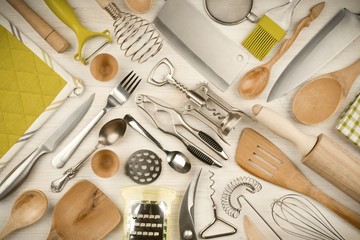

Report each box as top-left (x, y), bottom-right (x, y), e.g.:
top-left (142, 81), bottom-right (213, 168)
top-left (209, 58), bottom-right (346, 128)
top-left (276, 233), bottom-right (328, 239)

top-left (236, 128), bottom-right (360, 229)
top-left (47, 180), bottom-right (121, 240)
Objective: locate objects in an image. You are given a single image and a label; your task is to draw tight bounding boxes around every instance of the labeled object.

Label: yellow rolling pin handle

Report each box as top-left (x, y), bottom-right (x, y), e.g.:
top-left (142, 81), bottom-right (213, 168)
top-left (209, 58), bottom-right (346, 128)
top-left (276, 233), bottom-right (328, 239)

top-left (44, 0), bottom-right (112, 64)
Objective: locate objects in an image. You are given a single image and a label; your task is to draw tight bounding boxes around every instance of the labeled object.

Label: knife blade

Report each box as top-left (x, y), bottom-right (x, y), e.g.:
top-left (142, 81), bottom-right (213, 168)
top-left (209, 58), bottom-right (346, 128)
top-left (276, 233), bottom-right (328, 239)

top-left (0, 93), bottom-right (94, 200)
top-left (268, 8), bottom-right (360, 102)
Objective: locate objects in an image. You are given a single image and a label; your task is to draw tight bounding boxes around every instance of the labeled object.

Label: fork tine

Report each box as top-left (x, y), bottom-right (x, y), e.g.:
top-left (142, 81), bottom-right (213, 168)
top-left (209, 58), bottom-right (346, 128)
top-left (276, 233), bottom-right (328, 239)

top-left (120, 71), bottom-right (134, 85)
top-left (127, 77), bottom-right (141, 94)
top-left (122, 75), bottom-right (137, 90)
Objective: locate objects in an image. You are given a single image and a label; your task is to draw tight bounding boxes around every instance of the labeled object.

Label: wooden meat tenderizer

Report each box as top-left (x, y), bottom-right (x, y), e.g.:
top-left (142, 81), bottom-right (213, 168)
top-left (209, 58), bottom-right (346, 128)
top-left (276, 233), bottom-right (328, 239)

top-left (7, 0), bottom-right (69, 53)
top-left (252, 104), bottom-right (360, 203)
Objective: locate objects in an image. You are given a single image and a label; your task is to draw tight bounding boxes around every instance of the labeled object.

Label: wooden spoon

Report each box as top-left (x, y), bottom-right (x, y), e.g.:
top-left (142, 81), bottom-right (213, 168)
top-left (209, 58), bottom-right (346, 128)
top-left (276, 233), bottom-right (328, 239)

top-left (293, 59), bottom-right (360, 125)
top-left (124, 0), bottom-right (152, 14)
top-left (0, 190), bottom-right (47, 239)
top-left (238, 2), bottom-right (325, 99)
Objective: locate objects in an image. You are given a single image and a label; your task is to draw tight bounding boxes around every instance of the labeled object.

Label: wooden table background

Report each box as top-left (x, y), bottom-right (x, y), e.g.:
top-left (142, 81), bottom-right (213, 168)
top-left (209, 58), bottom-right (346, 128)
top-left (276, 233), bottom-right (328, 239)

top-left (0, 0), bottom-right (359, 239)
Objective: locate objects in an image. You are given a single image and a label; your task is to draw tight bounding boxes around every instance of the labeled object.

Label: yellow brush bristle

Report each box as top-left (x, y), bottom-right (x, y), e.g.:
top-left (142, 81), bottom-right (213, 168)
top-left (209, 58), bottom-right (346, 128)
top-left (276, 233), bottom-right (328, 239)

top-left (242, 15), bottom-right (286, 61)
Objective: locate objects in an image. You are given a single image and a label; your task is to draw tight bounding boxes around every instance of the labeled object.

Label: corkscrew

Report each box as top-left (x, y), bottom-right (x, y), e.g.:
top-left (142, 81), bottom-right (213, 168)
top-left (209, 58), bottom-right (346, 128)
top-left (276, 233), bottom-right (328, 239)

top-left (200, 170), bottom-right (237, 239)
top-left (96, 0), bottom-right (163, 63)
top-left (148, 58), bottom-right (250, 142)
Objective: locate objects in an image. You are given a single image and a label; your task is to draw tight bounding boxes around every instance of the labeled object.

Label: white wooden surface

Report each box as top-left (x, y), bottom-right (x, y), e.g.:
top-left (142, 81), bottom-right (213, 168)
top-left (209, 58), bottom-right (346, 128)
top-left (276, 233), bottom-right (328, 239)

top-left (1, 0), bottom-right (360, 239)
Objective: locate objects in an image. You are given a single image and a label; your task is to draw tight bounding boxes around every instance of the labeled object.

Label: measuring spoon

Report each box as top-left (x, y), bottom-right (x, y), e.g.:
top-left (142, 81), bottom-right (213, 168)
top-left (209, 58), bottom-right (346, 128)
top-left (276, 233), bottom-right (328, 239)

top-left (124, 114), bottom-right (191, 174)
top-left (51, 118), bottom-right (127, 192)
top-left (293, 59), bottom-right (360, 125)
top-left (0, 190), bottom-right (47, 239)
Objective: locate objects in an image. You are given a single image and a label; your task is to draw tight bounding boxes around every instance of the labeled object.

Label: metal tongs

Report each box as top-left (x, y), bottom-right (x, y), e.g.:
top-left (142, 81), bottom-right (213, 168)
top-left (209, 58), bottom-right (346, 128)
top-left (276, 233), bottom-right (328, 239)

top-left (136, 94), bottom-right (223, 168)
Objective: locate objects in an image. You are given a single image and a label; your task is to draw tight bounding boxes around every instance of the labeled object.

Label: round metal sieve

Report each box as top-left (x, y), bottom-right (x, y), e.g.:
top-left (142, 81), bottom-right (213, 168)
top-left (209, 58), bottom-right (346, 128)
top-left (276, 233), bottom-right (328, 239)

top-left (126, 149), bottom-right (162, 184)
top-left (204, 0), bottom-right (258, 25)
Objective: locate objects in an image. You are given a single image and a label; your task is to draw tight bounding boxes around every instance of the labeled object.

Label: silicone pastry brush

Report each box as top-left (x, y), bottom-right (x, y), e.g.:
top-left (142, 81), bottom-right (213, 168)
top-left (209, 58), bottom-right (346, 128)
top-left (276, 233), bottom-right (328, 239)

top-left (242, 0), bottom-right (302, 60)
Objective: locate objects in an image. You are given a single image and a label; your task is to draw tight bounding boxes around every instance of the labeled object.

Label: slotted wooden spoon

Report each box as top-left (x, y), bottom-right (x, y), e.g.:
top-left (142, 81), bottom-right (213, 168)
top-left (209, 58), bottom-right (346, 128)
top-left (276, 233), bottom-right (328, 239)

top-left (236, 128), bottom-right (360, 229)
top-left (47, 180), bottom-right (121, 240)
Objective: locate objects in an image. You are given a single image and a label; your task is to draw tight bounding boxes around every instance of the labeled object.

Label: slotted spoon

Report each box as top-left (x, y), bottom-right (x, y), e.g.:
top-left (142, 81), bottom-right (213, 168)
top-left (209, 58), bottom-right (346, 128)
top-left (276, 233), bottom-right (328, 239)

top-left (235, 128), bottom-right (360, 229)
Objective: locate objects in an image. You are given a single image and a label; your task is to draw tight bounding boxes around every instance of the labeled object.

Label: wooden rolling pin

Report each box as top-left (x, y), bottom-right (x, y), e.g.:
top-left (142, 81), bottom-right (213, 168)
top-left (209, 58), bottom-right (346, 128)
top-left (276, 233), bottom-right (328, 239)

top-left (252, 104), bottom-right (360, 203)
top-left (7, 0), bottom-right (70, 53)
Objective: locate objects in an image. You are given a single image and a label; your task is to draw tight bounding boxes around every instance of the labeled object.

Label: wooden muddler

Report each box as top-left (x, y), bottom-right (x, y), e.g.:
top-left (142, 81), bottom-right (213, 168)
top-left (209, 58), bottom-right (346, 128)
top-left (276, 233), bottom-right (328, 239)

top-left (252, 104), bottom-right (360, 203)
top-left (7, 0), bottom-right (70, 53)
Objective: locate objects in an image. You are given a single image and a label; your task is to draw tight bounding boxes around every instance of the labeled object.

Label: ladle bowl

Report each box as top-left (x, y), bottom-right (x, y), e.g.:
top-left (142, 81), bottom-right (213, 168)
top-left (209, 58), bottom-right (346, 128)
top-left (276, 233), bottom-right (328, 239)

top-left (0, 190), bottom-right (47, 239)
top-left (238, 65), bottom-right (270, 99)
top-left (293, 59), bottom-right (360, 125)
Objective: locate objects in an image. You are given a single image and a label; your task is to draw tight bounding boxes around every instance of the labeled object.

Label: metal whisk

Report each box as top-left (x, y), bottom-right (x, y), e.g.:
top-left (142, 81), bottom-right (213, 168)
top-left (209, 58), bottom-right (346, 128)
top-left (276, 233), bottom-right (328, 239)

top-left (271, 194), bottom-right (345, 240)
top-left (96, 0), bottom-right (163, 63)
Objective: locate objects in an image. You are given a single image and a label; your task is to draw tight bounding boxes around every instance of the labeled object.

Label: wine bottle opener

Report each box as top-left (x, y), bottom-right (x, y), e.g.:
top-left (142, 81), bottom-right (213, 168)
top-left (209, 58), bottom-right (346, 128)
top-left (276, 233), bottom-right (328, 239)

top-left (148, 58), bottom-right (250, 142)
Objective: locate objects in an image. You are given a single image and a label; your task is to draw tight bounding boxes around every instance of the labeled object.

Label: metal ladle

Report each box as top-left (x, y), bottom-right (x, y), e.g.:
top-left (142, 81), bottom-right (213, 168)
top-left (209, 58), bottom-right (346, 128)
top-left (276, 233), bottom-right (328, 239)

top-left (124, 114), bottom-right (191, 173)
top-left (51, 118), bottom-right (126, 192)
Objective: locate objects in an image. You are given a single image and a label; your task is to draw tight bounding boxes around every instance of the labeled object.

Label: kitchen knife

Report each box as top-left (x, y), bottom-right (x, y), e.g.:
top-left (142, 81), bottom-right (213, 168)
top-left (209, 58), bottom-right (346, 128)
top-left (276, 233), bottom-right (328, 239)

top-left (268, 8), bottom-right (360, 101)
top-left (154, 0), bottom-right (248, 91)
top-left (252, 104), bottom-right (360, 203)
top-left (0, 93), bottom-right (95, 200)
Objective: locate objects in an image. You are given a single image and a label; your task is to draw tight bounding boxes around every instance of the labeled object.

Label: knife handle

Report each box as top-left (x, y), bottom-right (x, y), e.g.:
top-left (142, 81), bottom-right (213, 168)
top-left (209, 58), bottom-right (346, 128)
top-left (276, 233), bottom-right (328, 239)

top-left (0, 147), bottom-right (47, 200)
top-left (187, 145), bottom-right (222, 168)
top-left (252, 104), bottom-right (317, 156)
top-left (51, 109), bottom-right (106, 168)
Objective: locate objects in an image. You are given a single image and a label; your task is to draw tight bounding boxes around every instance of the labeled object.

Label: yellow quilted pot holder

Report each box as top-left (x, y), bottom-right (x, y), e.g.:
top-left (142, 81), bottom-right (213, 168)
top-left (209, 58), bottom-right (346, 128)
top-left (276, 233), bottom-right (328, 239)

top-left (0, 15), bottom-right (84, 170)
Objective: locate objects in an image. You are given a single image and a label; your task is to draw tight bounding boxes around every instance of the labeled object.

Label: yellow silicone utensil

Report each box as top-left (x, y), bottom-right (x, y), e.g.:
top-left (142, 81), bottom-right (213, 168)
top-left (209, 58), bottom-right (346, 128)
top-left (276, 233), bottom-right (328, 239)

top-left (44, 0), bottom-right (112, 64)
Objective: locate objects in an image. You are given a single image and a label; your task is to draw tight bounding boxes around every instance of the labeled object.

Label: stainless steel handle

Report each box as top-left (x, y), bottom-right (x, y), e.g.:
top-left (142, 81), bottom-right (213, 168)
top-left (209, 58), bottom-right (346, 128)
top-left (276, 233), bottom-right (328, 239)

top-left (124, 114), bottom-right (166, 152)
top-left (51, 109), bottom-right (106, 168)
top-left (0, 147), bottom-right (47, 200)
top-left (51, 145), bottom-right (99, 192)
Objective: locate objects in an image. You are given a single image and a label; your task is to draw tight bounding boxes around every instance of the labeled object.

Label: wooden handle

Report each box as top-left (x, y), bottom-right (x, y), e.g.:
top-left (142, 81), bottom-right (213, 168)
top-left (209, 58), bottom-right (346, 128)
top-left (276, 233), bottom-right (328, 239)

top-left (303, 134), bottom-right (360, 203)
top-left (267, 2), bottom-right (325, 66)
top-left (7, 0), bottom-right (69, 53)
top-left (0, 223), bottom-right (16, 239)
top-left (47, 228), bottom-right (63, 240)
top-left (252, 105), bottom-right (317, 156)
top-left (334, 59), bottom-right (360, 96)
top-left (243, 215), bottom-right (267, 240)
top-left (309, 186), bottom-right (360, 229)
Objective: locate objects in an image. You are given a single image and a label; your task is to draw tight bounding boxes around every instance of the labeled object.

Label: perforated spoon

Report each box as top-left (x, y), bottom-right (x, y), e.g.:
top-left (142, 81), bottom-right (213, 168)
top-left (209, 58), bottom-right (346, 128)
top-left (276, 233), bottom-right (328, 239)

top-left (293, 59), bottom-right (360, 125)
top-left (0, 190), bottom-right (47, 239)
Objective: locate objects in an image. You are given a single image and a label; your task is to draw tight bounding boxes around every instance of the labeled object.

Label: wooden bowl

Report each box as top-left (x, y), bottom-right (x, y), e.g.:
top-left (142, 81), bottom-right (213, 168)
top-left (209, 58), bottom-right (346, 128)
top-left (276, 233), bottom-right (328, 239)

top-left (90, 53), bottom-right (118, 82)
top-left (91, 149), bottom-right (120, 178)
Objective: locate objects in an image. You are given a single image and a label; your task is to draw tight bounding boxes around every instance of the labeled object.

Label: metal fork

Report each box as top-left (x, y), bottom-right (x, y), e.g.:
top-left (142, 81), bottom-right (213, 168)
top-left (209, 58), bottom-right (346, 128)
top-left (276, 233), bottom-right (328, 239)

top-left (52, 71), bottom-right (141, 168)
